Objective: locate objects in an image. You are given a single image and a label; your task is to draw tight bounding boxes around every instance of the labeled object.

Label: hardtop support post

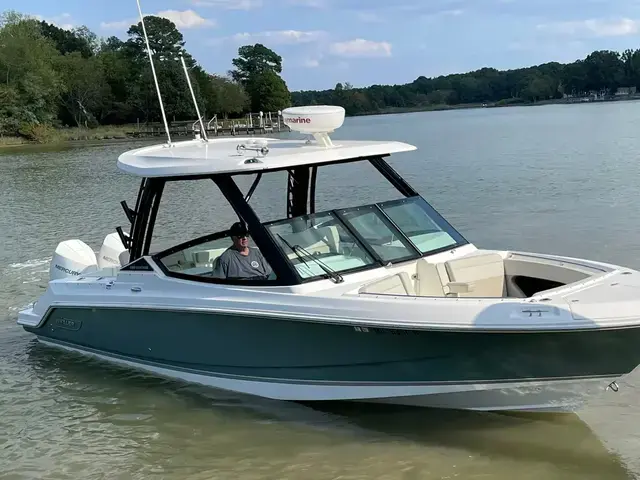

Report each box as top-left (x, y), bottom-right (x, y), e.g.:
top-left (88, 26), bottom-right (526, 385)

top-left (369, 156), bottom-right (418, 197)
top-left (286, 167), bottom-right (311, 221)
top-left (128, 178), bottom-right (165, 262)
top-left (213, 175), bottom-right (300, 285)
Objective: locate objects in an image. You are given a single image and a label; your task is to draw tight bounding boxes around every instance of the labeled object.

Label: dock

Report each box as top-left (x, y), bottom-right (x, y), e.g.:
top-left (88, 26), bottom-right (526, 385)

top-left (126, 112), bottom-right (291, 139)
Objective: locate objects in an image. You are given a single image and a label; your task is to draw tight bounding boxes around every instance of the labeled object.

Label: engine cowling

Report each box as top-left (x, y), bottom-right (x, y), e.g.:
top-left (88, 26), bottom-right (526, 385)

top-left (97, 232), bottom-right (128, 269)
top-left (49, 240), bottom-right (98, 281)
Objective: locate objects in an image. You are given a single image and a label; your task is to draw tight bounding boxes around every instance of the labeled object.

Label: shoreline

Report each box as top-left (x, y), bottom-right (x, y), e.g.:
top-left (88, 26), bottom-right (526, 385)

top-left (3, 95), bottom-right (640, 150)
top-left (348, 94), bottom-right (640, 118)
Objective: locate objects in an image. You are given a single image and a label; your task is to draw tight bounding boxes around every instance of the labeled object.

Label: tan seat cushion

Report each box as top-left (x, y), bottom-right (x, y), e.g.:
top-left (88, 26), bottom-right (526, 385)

top-left (415, 259), bottom-right (449, 296)
top-left (444, 253), bottom-right (505, 297)
top-left (359, 272), bottom-right (416, 296)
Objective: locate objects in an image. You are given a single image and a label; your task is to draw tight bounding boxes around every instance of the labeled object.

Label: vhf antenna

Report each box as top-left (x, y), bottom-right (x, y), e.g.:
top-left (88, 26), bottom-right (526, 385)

top-left (180, 54), bottom-right (208, 142)
top-left (135, 0), bottom-right (172, 147)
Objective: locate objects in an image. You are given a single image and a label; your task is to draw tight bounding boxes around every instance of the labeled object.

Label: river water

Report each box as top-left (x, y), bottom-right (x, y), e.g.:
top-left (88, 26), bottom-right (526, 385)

top-left (2, 102), bottom-right (640, 479)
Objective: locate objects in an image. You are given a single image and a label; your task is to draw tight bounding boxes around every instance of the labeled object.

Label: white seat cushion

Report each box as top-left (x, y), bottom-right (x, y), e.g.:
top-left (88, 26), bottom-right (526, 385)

top-left (359, 272), bottom-right (416, 296)
top-left (415, 259), bottom-right (449, 297)
top-left (444, 253), bottom-right (505, 297)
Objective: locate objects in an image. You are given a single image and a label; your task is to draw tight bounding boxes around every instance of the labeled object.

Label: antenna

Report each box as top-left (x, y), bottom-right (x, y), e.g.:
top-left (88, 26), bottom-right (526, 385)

top-left (180, 54), bottom-right (208, 142)
top-left (135, 0), bottom-right (172, 146)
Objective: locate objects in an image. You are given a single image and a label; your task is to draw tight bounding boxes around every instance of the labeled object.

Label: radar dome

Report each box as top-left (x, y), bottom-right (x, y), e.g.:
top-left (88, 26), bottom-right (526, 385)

top-left (282, 105), bottom-right (345, 135)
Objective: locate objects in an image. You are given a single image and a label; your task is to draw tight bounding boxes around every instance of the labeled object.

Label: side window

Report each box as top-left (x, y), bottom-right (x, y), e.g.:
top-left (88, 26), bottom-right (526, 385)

top-left (157, 232), bottom-right (277, 282)
top-left (314, 161), bottom-right (400, 212)
top-left (160, 235), bottom-right (240, 274)
top-left (234, 171), bottom-right (288, 223)
top-left (149, 180), bottom-right (239, 254)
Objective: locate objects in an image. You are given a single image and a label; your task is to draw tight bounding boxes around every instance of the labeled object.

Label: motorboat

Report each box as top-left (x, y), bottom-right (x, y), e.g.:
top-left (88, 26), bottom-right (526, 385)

top-left (17, 104), bottom-right (640, 412)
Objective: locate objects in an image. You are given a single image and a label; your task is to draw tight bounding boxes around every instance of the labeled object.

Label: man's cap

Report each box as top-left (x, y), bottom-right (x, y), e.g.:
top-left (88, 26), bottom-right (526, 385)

top-left (230, 221), bottom-right (249, 236)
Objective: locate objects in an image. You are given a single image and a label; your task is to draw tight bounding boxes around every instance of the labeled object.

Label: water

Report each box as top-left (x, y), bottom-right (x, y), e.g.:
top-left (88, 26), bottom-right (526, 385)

top-left (2, 101), bottom-right (640, 479)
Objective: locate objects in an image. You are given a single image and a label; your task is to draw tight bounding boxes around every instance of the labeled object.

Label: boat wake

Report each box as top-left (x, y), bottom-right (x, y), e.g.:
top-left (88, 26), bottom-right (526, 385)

top-left (3, 257), bottom-right (50, 314)
top-left (8, 257), bottom-right (51, 271)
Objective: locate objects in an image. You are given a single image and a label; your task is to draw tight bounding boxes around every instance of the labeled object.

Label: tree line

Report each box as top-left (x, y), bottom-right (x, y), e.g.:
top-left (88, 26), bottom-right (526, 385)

top-left (292, 49), bottom-right (640, 115)
top-left (0, 10), bottom-right (291, 139)
top-left (4, 7), bottom-right (640, 140)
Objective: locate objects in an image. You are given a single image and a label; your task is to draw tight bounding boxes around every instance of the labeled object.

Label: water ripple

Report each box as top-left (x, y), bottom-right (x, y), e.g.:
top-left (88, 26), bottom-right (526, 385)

top-left (2, 105), bottom-right (640, 478)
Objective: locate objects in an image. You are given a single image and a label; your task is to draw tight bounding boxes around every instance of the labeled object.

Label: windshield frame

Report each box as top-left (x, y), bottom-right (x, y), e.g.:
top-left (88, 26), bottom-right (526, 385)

top-left (146, 156), bottom-right (469, 287)
top-left (376, 195), bottom-right (469, 254)
top-left (263, 210), bottom-right (384, 281)
top-left (333, 204), bottom-right (422, 265)
top-left (262, 195), bottom-right (468, 284)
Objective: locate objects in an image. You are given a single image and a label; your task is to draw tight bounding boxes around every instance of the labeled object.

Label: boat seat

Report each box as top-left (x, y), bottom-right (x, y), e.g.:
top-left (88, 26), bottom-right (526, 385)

top-left (359, 272), bottom-right (416, 296)
top-left (191, 247), bottom-right (229, 267)
top-left (414, 252), bottom-right (506, 298)
top-left (444, 252), bottom-right (505, 297)
top-left (415, 260), bottom-right (450, 296)
top-left (162, 250), bottom-right (195, 271)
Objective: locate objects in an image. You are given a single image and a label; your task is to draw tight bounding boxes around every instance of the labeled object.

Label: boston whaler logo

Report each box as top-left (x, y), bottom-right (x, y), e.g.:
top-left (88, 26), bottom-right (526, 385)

top-left (54, 317), bottom-right (82, 331)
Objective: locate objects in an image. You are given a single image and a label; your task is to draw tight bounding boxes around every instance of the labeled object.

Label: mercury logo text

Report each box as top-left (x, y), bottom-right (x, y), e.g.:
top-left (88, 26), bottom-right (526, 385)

top-left (55, 264), bottom-right (81, 276)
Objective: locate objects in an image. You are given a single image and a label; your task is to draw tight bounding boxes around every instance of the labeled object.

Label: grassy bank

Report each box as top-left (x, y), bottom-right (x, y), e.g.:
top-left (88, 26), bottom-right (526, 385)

top-left (4, 95), bottom-right (640, 150)
top-left (0, 125), bottom-right (138, 149)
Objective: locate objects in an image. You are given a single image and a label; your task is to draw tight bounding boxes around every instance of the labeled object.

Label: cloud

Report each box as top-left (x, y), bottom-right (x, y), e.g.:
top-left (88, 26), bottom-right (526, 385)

top-left (329, 39), bottom-right (392, 58)
top-left (302, 58), bottom-right (321, 68)
top-left (190, 0), bottom-right (263, 10)
top-left (34, 13), bottom-right (74, 30)
top-left (101, 10), bottom-right (215, 31)
top-left (536, 17), bottom-right (640, 37)
top-left (285, 0), bottom-right (327, 7)
top-left (209, 29), bottom-right (327, 46)
top-left (100, 19), bottom-right (136, 30)
top-left (436, 9), bottom-right (465, 17)
top-left (356, 11), bottom-right (384, 23)
top-left (156, 9), bottom-right (215, 29)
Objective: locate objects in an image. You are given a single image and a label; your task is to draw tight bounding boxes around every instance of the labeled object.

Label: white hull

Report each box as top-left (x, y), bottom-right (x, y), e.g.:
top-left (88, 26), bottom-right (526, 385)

top-left (38, 338), bottom-right (619, 413)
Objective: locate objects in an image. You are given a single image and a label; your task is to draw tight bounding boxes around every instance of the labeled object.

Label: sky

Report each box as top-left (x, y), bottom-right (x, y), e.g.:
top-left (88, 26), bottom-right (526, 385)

top-left (7, 0), bottom-right (640, 91)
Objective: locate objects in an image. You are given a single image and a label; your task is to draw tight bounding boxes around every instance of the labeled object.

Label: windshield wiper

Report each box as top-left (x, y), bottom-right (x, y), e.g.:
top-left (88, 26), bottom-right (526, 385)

top-left (277, 234), bottom-right (344, 283)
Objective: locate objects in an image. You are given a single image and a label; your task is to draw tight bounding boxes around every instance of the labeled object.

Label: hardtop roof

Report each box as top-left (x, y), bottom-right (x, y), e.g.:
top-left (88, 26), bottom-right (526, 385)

top-left (117, 136), bottom-right (417, 178)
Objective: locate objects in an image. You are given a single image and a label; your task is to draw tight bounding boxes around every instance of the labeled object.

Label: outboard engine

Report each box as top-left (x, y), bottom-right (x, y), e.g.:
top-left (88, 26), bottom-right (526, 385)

top-left (49, 240), bottom-right (98, 281)
top-left (97, 232), bottom-right (128, 269)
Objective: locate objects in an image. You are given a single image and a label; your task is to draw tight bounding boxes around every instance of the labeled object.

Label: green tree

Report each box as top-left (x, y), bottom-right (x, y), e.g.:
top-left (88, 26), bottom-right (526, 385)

top-left (622, 49), bottom-right (640, 88)
top-left (0, 11), bottom-right (62, 135)
top-left (122, 15), bottom-right (206, 123)
top-left (96, 42), bottom-right (133, 123)
top-left (56, 52), bottom-right (110, 126)
top-left (562, 61), bottom-right (588, 95)
top-left (206, 75), bottom-right (248, 117)
top-left (247, 69), bottom-right (290, 112)
top-left (125, 16), bottom-right (189, 63)
top-left (521, 73), bottom-right (557, 102)
top-left (129, 58), bottom-right (202, 122)
top-left (38, 21), bottom-right (95, 58)
top-left (230, 44), bottom-right (289, 112)
top-left (230, 43), bottom-right (282, 86)
top-left (583, 50), bottom-right (624, 92)
top-left (100, 35), bottom-right (125, 53)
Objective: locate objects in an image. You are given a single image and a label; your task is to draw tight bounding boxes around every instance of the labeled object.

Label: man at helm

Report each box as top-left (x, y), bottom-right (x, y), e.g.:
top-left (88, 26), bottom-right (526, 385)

top-left (211, 222), bottom-right (272, 279)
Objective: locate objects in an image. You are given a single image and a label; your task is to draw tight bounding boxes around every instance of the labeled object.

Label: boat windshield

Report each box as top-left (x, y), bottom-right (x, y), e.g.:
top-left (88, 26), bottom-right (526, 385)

top-left (152, 194), bottom-right (467, 285)
top-left (376, 196), bottom-right (466, 255)
top-left (266, 195), bottom-right (467, 281)
top-left (266, 211), bottom-right (378, 279)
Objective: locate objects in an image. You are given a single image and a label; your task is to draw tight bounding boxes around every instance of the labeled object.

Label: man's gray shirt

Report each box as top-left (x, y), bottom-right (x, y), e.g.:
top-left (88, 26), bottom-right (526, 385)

top-left (211, 247), bottom-right (272, 279)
